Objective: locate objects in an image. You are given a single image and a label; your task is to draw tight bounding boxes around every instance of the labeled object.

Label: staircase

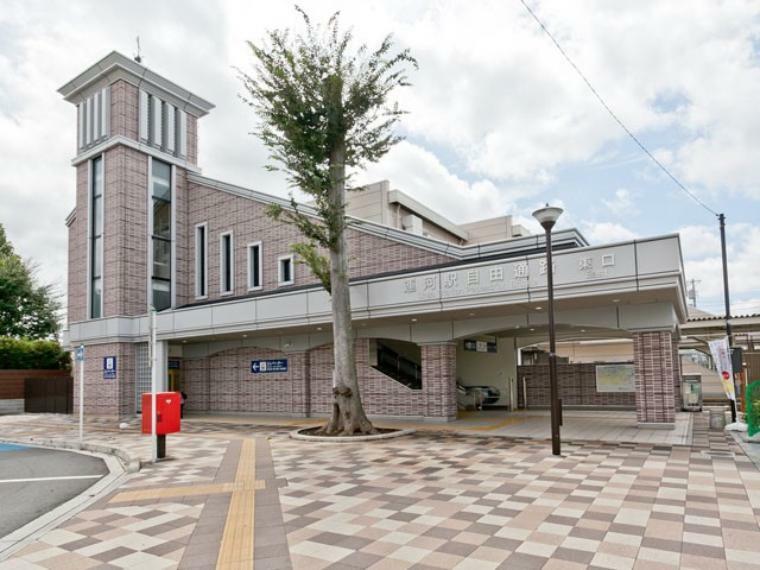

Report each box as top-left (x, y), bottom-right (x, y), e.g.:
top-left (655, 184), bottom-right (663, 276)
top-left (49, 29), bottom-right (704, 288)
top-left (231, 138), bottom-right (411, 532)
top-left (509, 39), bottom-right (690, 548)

top-left (373, 342), bottom-right (422, 390)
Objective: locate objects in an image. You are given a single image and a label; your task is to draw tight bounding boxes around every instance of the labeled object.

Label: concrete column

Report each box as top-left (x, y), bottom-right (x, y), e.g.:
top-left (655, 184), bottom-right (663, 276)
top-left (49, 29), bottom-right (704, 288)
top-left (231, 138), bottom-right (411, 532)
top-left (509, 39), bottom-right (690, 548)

top-left (155, 340), bottom-right (169, 392)
top-left (421, 342), bottom-right (457, 421)
top-left (633, 330), bottom-right (676, 427)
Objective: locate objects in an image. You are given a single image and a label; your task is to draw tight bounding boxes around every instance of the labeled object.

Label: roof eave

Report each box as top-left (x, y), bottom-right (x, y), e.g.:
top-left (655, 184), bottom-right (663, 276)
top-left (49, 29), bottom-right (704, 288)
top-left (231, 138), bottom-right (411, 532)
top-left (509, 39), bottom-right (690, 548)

top-left (58, 51), bottom-right (214, 116)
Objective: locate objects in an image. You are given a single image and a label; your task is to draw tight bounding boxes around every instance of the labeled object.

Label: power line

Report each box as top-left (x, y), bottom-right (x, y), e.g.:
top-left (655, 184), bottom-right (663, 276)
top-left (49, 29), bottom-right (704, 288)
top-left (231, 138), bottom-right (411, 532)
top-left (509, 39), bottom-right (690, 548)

top-left (518, 0), bottom-right (718, 217)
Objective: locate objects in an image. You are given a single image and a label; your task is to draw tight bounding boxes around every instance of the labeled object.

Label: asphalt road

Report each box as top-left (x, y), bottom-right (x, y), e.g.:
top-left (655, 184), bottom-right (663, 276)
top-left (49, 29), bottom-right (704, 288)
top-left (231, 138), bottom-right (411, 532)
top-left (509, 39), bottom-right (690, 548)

top-left (0, 443), bottom-right (108, 537)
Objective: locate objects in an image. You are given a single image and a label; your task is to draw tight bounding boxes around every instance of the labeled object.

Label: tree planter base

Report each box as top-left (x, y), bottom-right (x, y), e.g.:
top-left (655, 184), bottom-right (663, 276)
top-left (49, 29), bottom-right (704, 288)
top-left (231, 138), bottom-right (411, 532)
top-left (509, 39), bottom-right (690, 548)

top-left (290, 426), bottom-right (415, 442)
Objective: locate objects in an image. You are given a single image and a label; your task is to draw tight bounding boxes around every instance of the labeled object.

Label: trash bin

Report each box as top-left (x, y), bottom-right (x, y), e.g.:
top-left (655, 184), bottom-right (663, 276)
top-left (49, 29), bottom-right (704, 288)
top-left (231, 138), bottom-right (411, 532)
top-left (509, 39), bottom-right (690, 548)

top-left (708, 406), bottom-right (727, 430)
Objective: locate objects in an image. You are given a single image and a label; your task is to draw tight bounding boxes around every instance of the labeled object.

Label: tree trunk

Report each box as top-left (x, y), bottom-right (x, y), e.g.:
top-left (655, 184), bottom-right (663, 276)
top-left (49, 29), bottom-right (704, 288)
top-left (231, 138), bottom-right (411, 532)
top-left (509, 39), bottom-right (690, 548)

top-left (320, 139), bottom-right (375, 436)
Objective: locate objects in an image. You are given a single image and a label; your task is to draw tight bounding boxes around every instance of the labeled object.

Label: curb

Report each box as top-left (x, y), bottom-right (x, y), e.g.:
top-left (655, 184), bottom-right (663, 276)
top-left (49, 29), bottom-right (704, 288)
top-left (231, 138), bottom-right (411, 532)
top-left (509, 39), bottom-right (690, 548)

top-left (290, 427), bottom-right (415, 442)
top-left (0, 436), bottom-right (141, 474)
top-left (0, 440), bottom-right (132, 562)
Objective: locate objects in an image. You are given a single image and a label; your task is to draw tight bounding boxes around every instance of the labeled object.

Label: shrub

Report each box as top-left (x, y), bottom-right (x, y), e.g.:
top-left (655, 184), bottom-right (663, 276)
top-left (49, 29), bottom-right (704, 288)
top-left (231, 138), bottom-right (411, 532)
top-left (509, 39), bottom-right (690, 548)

top-left (0, 337), bottom-right (70, 370)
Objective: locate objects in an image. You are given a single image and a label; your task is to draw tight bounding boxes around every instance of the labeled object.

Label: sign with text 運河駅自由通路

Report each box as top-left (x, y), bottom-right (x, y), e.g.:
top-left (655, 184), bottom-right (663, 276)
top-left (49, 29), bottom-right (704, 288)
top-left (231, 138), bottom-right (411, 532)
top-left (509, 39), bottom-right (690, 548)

top-left (250, 359), bottom-right (288, 374)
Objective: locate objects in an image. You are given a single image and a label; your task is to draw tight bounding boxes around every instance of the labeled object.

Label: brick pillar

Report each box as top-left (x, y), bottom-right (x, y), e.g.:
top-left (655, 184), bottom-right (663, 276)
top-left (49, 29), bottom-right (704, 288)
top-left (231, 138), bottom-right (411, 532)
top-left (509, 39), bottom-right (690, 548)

top-left (421, 342), bottom-right (457, 421)
top-left (672, 338), bottom-right (682, 412)
top-left (633, 331), bottom-right (676, 426)
top-left (72, 342), bottom-right (135, 419)
top-left (288, 351), bottom-right (311, 417)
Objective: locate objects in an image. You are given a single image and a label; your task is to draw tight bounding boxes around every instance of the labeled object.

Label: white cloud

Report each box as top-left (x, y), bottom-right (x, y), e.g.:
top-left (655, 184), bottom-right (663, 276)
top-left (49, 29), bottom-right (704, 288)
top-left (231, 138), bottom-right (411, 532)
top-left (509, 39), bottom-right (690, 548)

top-left (354, 141), bottom-right (522, 224)
top-left (603, 188), bottom-right (636, 217)
top-left (1, 0), bottom-right (760, 321)
top-left (679, 223), bottom-right (760, 315)
top-left (677, 225), bottom-right (722, 259)
top-left (581, 222), bottom-right (638, 244)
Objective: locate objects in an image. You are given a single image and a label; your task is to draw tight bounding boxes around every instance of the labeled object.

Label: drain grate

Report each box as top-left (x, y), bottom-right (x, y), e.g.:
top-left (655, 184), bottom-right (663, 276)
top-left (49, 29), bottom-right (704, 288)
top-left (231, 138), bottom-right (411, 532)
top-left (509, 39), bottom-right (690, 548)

top-left (700, 449), bottom-right (735, 459)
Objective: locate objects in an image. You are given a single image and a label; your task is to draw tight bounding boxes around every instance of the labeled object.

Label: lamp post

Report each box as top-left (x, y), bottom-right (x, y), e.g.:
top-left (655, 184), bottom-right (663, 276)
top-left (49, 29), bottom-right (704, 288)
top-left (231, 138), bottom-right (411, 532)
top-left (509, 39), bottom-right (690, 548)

top-left (533, 204), bottom-right (563, 456)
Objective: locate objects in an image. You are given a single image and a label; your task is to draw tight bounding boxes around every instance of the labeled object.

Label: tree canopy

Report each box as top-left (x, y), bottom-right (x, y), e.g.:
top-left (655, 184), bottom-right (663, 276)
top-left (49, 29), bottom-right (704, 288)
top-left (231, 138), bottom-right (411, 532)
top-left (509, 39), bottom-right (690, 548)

top-left (0, 224), bottom-right (61, 339)
top-left (239, 7), bottom-right (417, 290)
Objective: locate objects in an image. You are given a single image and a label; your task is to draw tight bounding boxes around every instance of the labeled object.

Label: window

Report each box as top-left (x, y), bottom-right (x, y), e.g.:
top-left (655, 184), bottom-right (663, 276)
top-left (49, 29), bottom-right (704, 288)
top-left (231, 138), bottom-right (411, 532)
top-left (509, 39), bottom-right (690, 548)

top-left (90, 156), bottom-right (104, 318)
top-left (278, 254), bottom-right (294, 286)
top-left (151, 159), bottom-right (172, 310)
top-left (220, 231), bottom-right (233, 294)
top-left (247, 242), bottom-right (262, 291)
top-left (195, 223), bottom-right (207, 298)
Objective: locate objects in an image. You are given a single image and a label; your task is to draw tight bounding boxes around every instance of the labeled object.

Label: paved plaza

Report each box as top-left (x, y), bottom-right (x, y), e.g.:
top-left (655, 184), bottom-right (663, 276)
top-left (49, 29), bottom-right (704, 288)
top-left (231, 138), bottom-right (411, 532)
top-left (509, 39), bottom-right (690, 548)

top-left (0, 412), bottom-right (759, 569)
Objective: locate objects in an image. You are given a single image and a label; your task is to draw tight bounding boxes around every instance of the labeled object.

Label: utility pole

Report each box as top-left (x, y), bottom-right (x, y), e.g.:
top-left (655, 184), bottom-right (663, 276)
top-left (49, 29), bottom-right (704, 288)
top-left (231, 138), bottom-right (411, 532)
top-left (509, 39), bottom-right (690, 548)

top-left (687, 279), bottom-right (700, 308)
top-left (718, 213), bottom-right (738, 422)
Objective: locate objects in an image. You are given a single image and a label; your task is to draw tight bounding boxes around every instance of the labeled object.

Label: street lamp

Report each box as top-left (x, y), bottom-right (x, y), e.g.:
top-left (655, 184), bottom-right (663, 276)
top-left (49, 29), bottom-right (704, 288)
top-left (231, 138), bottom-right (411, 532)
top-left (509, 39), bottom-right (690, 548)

top-left (533, 204), bottom-right (563, 456)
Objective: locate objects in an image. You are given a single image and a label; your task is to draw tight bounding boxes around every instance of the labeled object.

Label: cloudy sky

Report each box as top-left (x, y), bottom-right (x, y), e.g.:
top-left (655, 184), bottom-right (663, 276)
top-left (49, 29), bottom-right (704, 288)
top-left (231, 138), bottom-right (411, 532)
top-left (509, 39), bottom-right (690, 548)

top-left (2, 0), bottom-right (760, 319)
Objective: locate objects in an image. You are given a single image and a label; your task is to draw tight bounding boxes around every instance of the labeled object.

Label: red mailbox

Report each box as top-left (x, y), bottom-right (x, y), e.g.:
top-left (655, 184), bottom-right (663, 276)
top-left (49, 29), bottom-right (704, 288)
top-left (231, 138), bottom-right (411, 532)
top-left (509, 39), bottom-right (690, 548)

top-left (141, 392), bottom-right (181, 435)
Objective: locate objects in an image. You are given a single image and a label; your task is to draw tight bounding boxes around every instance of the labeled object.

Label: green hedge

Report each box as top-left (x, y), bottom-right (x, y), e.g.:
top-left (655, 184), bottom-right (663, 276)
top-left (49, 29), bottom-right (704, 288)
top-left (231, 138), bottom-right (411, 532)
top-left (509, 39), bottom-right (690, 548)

top-left (0, 337), bottom-right (71, 370)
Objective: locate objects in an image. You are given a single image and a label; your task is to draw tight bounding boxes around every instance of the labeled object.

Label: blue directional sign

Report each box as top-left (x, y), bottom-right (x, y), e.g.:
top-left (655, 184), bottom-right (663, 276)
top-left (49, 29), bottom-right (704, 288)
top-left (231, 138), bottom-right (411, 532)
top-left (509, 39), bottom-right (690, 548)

top-left (250, 359), bottom-right (288, 374)
top-left (103, 356), bottom-right (117, 380)
top-left (75, 346), bottom-right (85, 362)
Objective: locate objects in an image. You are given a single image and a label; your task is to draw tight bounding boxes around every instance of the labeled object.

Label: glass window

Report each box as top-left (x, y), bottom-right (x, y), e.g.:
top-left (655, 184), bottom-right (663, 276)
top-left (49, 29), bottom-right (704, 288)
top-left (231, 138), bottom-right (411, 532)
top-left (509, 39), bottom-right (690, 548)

top-left (90, 156), bottom-right (104, 319)
top-left (152, 280), bottom-right (171, 311)
top-left (91, 236), bottom-right (102, 278)
top-left (153, 200), bottom-right (171, 239)
top-left (248, 243), bottom-right (261, 290)
top-left (153, 239), bottom-right (171, 280)
top-left (220, 233), bottom-right (233, 293)
top-left (92, 195), bottom-right (103, 235)
top-left (92, 159), bottom-right (103, 197)
top-left (196, 225), bottom-right (207, 297)
top-left (152, 160), bottom-right (171, 201)
top-left (91, 277), bottom-right (102, 318)
top-left (151, 159), bottom-right (172, 310)
top-left (279, 256), bottom-right (293, 285)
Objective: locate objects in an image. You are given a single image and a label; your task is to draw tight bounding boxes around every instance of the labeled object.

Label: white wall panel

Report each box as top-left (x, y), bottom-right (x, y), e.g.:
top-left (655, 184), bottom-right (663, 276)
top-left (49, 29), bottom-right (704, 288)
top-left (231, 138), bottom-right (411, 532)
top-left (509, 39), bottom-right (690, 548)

top-left (165, 103), bottom-right (176, 153)
top-left (178, 110), bottom-right (187, 156)
top-left (139, 90), bottom-right (149, 141)
top-left (151, 96), bottom-right (162, 147)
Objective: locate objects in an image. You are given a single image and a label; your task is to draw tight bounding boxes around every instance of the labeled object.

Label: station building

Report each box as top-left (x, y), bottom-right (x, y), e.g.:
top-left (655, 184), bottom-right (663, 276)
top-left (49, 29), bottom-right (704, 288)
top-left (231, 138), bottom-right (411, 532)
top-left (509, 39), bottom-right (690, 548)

top-left (60, 52), bottom-right (689, 428)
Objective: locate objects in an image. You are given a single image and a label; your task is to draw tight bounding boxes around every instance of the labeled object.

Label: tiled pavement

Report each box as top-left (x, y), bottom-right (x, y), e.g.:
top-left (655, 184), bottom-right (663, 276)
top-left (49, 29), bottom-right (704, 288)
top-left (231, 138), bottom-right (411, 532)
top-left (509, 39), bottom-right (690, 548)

top-left (0, 413), bottom-right (759, 569)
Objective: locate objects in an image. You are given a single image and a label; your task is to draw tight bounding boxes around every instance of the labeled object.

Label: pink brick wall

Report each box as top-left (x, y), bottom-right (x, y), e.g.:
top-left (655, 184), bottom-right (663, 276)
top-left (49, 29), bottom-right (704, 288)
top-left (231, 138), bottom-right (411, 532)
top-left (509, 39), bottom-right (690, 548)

top-left (67, 163), bottom-right (89, 324)
top-left (421, 342), bottom-right (457, 419)
top-left (72, 342), bottom-right (135, 418)
top-left (182, 338), bottom-right (458, 420)
top-left (672, 339), bottom-right (682, 410)
top-left (103, 146), bottom-right (149, 316)
top-left (187, 115), bottom-right (198, 165)
top-left (174, 167), bottom-right (191, 306)
top-left (110, 80), bottom-right (139, 141)
top-left (181, 182), bottom-right (454, 304)
top-left (633, 330), bottom-right (676, 424)
top-left (183, 347), bottom-right (308, 414)
top-left (517, 363), bottom-right (637, 408)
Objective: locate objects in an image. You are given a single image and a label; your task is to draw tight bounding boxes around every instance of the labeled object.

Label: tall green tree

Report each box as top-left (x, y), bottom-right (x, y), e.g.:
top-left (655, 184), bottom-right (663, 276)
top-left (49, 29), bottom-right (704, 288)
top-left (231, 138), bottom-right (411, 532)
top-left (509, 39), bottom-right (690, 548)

top-left (240, 8), bottom-right (416, 435)
top-left (0, 224), bottom-right (60, 339)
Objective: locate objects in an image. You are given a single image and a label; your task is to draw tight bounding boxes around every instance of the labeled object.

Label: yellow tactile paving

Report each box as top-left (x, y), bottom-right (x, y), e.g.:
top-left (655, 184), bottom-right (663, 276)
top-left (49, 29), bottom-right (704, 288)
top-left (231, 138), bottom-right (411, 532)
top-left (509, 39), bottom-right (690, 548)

top-left (109, 479), bottom-right (266, 503)
top-left (217, 438), bottom-right (257, 569)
